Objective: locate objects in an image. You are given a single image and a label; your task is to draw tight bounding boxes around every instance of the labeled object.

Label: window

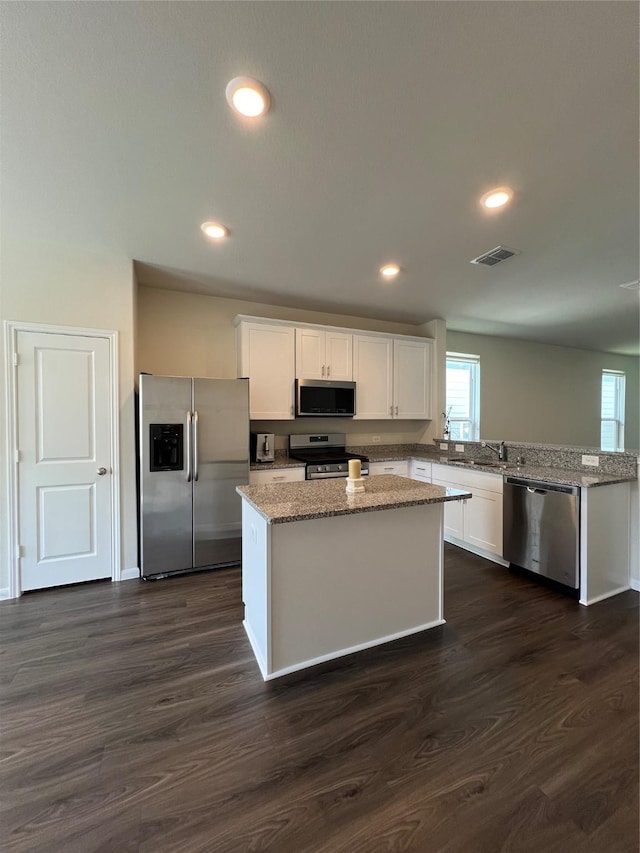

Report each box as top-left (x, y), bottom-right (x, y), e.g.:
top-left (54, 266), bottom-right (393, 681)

top-left (601, 370), bottom-right (625, 451)
top-left (445, 353), bottom-right (480, 441)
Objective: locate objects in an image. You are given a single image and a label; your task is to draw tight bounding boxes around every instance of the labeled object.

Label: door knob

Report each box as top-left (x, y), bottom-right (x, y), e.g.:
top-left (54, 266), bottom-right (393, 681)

top-left (97, 467), bottom-right (108, 476)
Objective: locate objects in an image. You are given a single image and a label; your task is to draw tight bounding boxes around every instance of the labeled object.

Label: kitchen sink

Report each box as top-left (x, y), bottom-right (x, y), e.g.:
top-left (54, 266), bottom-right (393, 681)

top-left (448, 459), bottom-right (517, 470)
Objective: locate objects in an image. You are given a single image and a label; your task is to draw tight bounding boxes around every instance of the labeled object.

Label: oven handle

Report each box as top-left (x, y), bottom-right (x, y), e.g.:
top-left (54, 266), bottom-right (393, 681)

top-left (308, 470), bottom-right (370, 480)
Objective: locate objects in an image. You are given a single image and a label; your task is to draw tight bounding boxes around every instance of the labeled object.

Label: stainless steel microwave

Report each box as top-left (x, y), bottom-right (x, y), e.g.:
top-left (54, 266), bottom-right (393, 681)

top-left (295, 379), bottom-right (356, 417)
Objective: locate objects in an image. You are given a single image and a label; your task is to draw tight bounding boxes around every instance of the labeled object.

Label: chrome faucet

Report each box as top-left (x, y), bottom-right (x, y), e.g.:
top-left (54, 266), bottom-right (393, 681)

top-left (481, 440), bottom-right (507, 462)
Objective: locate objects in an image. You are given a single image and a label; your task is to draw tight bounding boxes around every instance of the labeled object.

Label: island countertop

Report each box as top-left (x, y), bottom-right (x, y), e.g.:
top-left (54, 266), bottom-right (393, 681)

top-left (236, 474), bottom-right (471, 524)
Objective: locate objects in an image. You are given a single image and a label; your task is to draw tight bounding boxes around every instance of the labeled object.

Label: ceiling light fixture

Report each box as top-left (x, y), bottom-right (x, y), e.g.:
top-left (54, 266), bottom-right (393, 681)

top-left (201, 221), bottom-right (229, 240)
top-left (380, 264), bottom-right (401, 278)
top-left (225, 77), bottom-right (271, 117)
top-left (480, 187), bottom-right (514, 210)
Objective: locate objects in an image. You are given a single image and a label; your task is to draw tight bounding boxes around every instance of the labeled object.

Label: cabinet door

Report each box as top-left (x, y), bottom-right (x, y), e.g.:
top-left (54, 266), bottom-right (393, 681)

top-left (433, 478), bottom-right (465, 539)
top-left (463, 486), bottom-right (503, 556)
top-left (325, 331), bottom-right (352, 381)
top-left (295, 328), bottom-right (325, 379)
top-left (238, 323), bottom-right (295, 419)
top-left (393, 338), bottom-right (432, 419)
top-left (353, 335), bottom-right (393, 419)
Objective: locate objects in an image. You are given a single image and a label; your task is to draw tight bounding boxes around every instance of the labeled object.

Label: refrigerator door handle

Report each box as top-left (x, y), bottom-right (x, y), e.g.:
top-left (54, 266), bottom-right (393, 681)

top-left (186, 410), bottom-right (192, 482)
top-left (193, 410), bottom-right (199, 482)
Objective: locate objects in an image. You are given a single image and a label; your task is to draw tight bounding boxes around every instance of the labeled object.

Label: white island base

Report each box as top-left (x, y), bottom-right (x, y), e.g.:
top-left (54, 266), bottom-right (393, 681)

top-left (241, 500), bottom-right (445, 681)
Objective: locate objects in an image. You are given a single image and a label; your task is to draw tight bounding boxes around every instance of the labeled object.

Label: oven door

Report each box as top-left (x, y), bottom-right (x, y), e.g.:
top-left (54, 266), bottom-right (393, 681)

top-left (296, 379), bottom-right (356, 417)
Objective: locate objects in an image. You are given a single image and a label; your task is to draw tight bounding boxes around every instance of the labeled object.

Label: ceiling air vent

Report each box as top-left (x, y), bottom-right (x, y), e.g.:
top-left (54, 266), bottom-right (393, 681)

top-left (470, 245), bottom-right (521, 267)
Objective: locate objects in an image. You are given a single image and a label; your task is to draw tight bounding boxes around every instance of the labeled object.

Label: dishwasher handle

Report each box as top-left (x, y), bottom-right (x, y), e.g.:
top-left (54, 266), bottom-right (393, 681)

top-left (505, 476), bottom-right (578, 496)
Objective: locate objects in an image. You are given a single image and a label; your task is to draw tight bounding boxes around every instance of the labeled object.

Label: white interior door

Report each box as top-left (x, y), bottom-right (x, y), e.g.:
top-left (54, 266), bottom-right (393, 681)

top-left (16, 331), bottom-right (113, 591)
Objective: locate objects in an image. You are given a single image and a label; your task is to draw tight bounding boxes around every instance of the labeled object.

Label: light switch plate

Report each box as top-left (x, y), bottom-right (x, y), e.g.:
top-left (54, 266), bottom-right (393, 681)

top-left (582, 454), bottom-right (599, 467)
top-left (372, 435), bottom-right (381, 443)
top-left (439, 442), bottom-right (448, 450)
top-left (455, 444), bottom-right (465, 452)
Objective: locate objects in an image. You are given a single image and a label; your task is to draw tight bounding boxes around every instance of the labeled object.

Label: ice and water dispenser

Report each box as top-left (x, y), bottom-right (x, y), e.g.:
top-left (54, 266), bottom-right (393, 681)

top-left (149, 424), bottom-right (184, 472)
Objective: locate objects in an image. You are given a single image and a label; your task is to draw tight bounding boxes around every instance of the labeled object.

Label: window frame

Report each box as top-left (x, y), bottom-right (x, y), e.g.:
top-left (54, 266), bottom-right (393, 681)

top-left (600, 369), bottom-right (625, 452)
top-left (445, 352), bottom-right (480, 441)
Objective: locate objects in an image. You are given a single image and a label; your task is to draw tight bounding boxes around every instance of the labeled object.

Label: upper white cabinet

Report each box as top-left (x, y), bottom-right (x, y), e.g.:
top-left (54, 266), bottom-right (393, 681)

top-left (296, 328), bottom-right (352, 381)
top-left (236, 321), bottom-right (295, 419)
top-left (393, 338), bottom-right (433, 419)
top-left (236, 315), bottom-right (435, 422)
top-left (353, 334), bottom-right (433, 420)
top-left (353, 335), bottom-right (394, 419)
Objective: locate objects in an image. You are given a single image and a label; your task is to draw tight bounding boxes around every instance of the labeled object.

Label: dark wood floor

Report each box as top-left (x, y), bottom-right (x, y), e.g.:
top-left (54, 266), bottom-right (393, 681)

top-left (1, 545), bottom-right (638, 853)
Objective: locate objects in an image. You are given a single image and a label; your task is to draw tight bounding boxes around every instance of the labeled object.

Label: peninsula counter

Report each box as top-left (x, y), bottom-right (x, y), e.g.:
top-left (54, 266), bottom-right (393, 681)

top-left (236, 475), bottom-right (470, 680)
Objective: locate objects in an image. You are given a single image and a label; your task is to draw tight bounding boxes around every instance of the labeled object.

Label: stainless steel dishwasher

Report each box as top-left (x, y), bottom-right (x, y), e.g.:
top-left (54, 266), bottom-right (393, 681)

top-left (503, 477), bottom-right (580, 588)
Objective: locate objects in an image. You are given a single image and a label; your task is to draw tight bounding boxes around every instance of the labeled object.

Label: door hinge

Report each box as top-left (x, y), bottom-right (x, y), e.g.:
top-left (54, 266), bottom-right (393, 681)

top-left (16, 545), bottom-right (24, 559)
top-left (15, 449), bottom-right (21, 464)
top-left (13, 353), bottom-right (19, 366)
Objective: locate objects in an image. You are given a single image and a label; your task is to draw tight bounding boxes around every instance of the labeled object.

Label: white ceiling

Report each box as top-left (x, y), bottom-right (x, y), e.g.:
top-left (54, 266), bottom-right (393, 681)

top-left (2, 1), bottom-right (638, 354)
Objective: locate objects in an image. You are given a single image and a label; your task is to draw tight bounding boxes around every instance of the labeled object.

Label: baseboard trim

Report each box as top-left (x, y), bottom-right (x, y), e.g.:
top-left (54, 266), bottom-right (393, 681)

top-left (118, 567), bottom-right (140, 582)
top-left (0, 587), bottom-right (11, 600)
top-left (258, 618), bottom-right (446, 682)
top-left (444, 536), bottom-right (509, 567)
top-left (243, 619), bottom-right (268, 679)
top-left (579, 585), bottom-right (631, 607)
top-left (630, 578), bottom-right (640, 592)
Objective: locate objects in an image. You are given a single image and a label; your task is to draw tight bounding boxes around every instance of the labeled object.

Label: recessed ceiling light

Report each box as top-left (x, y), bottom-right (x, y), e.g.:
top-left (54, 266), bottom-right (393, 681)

top-left (225, 77), bottom-right (271, 117)
top-left (201, 221), bottom-right (229, 240)
top-left (380, 264), bottom-right (401, 278)
top-left (480, 187), bottom-right (514, 209)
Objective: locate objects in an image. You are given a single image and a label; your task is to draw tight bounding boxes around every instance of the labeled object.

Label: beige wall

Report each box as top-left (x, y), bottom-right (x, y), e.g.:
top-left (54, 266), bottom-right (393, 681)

top-left (447, 331), bottom-right (640, 450)
top-left (137, 286), bottom-right (442, 447)
top-left (0, 239), bottom-right (138, 589)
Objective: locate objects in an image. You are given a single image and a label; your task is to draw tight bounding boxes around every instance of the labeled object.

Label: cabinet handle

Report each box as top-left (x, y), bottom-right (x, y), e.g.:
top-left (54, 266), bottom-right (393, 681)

top-left (290, 404), bottom-right (294, 415)
top-left (389, 405), bottom-right (393, 415)
top-left (273, 475), bottom-right (286, 481)
top-left (395, 406), bottom-right (399, 416)
top-left (321, 365), bottom-right (325, 377)
top-left (327, 365), bottom-right (331, 377)
top-left (384, 467), bottom-right (393, 471)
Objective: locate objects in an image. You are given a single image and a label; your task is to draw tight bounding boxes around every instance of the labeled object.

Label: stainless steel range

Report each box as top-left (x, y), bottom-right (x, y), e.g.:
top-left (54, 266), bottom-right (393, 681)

top-left (288, 434), bottom-right (369, 480)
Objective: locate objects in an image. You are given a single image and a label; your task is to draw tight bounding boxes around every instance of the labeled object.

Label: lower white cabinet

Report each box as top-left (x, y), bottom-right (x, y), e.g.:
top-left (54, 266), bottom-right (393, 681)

top-left (410, 460), bottom-right (432, 482)
top-left (249, 468), bottom-right (306, 485)
top-left (368, 460), bottom-right (410, 477)
top-left (431, 463), bottom-right (504, 560)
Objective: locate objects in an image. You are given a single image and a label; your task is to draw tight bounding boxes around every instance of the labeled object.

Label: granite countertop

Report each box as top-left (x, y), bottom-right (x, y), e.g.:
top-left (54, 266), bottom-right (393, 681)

top-left (429, 459), bottom-right (634, 488)
top-left (254, 448), bottom-right (634, 488)
top-left (237, 474), bottom-right (471, 524)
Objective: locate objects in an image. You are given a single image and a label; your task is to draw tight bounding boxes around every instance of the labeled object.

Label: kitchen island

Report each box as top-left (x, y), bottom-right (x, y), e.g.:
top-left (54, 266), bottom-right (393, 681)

top-left (236, 475), bottom-right (470, 680)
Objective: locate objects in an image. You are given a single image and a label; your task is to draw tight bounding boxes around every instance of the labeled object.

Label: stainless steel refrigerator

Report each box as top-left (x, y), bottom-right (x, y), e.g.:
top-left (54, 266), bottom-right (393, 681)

top-left (139, 374), bottom-right (249, 578)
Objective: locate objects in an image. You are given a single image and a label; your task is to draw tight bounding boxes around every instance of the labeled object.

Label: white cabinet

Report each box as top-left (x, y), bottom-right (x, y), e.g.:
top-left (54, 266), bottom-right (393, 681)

top-left (393, 339), bottom-right (433, 419)
top-left (369, 460), bottom-right (410, 477)
top-left (237, 321), bottom-right (295, 419)
top-left (410, 460), bottom-right (432, 482)
top-left (296, 328), bottom-right (352, 381)
top-left (353, 335), bottom-right (433, 420)
top-left (249, 467), bottom-right (306, 485)
top-left (236, 316), bottom-right (434, 423)
top-left (431, 463), bottom-right (504, 560)
top-left (353, 335), bottom-right (394, 419)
